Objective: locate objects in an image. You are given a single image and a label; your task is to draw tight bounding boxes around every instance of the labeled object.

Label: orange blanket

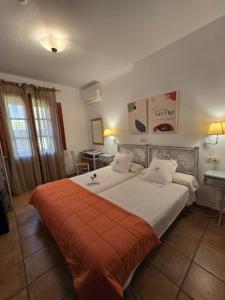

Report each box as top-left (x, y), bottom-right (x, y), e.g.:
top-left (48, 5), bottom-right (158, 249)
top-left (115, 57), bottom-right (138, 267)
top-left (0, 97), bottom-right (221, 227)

top-left (30, 179), bottom-right (160, 300)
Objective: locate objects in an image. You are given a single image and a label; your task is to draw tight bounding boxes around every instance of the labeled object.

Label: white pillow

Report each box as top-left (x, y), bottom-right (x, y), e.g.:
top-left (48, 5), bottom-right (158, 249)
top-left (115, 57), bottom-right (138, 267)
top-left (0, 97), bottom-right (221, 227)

top-left (111, 153), bottom-right (131, 173)
top-left (169, 159), bottom-right (178, 173)
top-left (129, 162), bottom-right (144, 174)
top-left (173, 172), bottom-right (199, 191)
top-left (143, 158), bottom-right (177, 185)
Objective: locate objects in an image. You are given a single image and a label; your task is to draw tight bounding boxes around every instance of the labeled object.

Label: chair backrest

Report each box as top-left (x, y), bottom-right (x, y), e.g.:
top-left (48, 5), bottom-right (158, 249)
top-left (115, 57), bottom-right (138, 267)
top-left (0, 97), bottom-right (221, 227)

top-left (64, 150), bottom-right (78, 175)
top-left (70, 150), bottom-right (77, 165)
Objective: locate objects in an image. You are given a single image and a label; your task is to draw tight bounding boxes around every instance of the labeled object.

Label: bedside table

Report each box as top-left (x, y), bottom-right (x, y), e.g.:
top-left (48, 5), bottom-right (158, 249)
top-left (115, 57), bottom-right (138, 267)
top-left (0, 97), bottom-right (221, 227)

top-left (99, 154), bottom-right (115, 166)
top-left (204, 170), bottom-right (225, 225)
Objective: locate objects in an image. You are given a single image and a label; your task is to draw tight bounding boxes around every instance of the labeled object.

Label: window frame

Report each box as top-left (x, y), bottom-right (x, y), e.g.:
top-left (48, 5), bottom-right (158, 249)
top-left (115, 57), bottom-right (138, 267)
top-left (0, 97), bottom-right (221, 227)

top-left (1, 94), bottom-right (67, 160)
top-left (7, 101), bottom-right (32, 159)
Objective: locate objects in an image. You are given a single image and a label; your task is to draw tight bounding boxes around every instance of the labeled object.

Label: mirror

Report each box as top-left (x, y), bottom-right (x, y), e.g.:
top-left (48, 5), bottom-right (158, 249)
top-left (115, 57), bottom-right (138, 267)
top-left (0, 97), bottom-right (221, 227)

top-left (91, 118), bottom-right (104, 145)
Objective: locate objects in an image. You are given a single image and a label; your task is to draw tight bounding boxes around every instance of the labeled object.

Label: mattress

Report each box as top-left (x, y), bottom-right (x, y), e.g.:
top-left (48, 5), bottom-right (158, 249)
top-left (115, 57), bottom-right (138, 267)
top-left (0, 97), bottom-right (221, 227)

top-left (99, 175), bottom-right (189, 289)
top-left (70, 166), bottom-right (136, 194)
top-left (99, 174), bottom-right (189, 238)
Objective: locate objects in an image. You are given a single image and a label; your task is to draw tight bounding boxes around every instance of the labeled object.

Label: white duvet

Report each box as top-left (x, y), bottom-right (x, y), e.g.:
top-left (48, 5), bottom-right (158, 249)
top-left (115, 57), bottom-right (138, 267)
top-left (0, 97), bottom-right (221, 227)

top-left (99, 174), bottom-right (189, 237)
top-left (70, 166), bottom-right (136, 194)
top-left (99, 174), bottom-right (189, 289)
top-left (71, 168), bottom-right (192, 290)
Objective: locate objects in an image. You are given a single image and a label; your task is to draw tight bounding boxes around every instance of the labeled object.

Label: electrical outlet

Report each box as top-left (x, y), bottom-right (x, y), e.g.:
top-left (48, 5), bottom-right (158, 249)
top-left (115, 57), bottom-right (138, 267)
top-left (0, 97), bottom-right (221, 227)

top-left (206, 155), bottom-right (220, 163)
top-left (206, 155), bottom-right (213, 162)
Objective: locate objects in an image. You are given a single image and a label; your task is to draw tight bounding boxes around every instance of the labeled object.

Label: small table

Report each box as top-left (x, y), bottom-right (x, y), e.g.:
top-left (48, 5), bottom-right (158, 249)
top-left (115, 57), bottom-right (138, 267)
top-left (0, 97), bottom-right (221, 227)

top-left (204, 170), bottom-right (225, 225)
top-left (81, 150), bottom-right (103, 170)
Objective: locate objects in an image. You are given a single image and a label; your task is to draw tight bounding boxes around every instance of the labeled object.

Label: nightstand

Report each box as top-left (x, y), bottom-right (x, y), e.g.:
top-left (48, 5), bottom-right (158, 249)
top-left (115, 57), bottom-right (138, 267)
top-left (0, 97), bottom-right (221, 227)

top-left (204, 170), bottom-right (225, 225)
top-left (99, 154), bottom-right (115, 166)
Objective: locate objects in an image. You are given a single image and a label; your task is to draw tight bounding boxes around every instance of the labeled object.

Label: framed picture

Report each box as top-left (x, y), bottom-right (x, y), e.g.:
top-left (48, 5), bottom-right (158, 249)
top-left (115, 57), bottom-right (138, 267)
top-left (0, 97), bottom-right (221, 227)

top-left (91, 118), bottom-right (104, 145)
top-left (151, 90), bottom-right (179, 133)
top-left (128, 98), bottom-right (148, 134)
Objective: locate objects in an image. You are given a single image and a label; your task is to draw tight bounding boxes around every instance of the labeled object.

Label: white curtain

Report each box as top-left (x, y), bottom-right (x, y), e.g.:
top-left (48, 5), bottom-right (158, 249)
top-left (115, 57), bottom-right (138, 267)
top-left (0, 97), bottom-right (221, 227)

top-left (0, 82), bottom-right (42, 194)
top-left (31, 88), bottom-right (65, 182)
top-left (0, 81), bottom-right (66, 194)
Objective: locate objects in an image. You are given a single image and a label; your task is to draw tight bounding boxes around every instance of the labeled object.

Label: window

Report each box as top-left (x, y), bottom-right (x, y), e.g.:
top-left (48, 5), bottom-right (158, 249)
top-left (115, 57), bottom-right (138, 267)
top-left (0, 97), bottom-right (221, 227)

top-left (4, 95), bottom-right (65, 159)
top-left (33, 103), bottom-right (56, 154)
top-left (7, 101), bottom-right (32, 158)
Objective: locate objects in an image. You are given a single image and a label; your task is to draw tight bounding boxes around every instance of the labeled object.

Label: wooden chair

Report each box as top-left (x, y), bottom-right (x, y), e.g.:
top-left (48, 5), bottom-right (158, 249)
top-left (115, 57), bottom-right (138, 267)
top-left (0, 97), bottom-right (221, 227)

top-left (71, 150), bottom-right (89, 175)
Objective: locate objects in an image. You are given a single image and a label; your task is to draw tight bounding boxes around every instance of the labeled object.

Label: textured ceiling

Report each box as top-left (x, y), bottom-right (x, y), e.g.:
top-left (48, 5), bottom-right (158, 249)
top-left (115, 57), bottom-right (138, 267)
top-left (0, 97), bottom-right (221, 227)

top-left (0, 0), bottom-right (225, 87)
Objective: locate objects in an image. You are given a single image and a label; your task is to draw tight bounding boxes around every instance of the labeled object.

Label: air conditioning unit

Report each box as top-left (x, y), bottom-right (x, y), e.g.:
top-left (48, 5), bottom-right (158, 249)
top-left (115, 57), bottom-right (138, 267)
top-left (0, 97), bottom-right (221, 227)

top-left (80, 81), bottom-right (103, 105)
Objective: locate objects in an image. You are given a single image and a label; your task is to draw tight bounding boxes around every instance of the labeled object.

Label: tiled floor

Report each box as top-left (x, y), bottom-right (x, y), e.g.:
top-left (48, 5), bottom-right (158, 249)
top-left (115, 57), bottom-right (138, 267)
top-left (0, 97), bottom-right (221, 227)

top-left (0, 193), bottom-right (225, 300)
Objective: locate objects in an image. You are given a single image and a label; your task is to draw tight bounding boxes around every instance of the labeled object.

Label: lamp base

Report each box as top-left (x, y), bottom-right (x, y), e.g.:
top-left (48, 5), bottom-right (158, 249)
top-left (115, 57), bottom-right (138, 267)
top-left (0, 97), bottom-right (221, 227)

top-left (205, 135), bottom-right (218, 145)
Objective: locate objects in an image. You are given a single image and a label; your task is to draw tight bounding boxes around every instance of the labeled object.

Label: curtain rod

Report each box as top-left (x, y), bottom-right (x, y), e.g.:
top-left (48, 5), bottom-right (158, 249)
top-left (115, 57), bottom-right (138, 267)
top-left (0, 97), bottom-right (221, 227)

top-left (0, 79), bottom-right (61, 92)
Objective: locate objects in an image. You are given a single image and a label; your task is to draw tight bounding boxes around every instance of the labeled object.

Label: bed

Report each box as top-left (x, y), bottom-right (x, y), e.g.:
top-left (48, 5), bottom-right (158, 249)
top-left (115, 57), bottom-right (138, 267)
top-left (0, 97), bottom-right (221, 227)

top-left (100, 175), bottom-right (189, 238)
top-left (70, 166), bottom-right (135, 193)
top-left (97, 145), bottom-right (199, 242)
top-left (99, 177), bottom-right (189, 289)
top-left (99, 145), bottom-right (199, 288)
top-left (30, 144), bottom-right (199, 300)
top-left (70, 144), bottom-right (147, 193)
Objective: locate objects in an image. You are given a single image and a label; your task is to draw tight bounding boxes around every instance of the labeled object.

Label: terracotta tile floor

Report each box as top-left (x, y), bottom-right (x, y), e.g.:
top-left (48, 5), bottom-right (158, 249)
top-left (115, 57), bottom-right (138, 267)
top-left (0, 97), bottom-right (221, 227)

top-left (0, 192), bottom-right (225, 300)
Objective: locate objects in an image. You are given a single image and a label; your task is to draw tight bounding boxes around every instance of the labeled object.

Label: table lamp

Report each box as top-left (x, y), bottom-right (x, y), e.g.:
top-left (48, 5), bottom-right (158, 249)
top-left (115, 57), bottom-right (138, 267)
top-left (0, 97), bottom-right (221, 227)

top-left (206, 121), bottom-right (225, 145)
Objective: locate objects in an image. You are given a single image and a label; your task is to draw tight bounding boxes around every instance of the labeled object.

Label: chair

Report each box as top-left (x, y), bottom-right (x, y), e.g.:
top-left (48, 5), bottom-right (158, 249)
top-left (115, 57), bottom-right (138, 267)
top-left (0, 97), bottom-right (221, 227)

top-left (71, 150), bottom-right (89, 175)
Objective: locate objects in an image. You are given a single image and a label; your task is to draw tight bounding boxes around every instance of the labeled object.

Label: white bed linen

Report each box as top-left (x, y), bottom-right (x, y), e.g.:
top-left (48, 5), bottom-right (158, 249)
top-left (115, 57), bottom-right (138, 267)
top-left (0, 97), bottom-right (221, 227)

top-left (99, 175), bottom-right (189, 237)
top-left (99, 175), bottom-right (189, 289)
top-left (70, 166), bottom-right (136, 194)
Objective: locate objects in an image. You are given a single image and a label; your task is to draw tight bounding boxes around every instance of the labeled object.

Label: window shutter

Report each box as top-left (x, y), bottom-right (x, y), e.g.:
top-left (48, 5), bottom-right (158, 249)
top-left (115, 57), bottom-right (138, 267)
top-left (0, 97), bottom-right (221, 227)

top-left (56, 102), bottom-right (67, 150)
top-left (0, 110), bottom-right (9, 158)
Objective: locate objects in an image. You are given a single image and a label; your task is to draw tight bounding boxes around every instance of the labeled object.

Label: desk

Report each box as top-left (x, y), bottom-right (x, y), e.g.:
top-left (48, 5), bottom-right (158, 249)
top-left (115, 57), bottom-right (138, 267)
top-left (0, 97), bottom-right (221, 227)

top-left (204, 170), bottom-right (225, 225)
top-left (81, 150), bottom-right (103, 170)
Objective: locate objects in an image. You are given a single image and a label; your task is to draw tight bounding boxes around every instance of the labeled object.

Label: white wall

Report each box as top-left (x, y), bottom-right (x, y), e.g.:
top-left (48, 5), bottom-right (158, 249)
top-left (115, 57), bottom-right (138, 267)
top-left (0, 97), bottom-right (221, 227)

top-left (86, 16), bottom-right (225, 209)
top-left (0, 72), bottom-right (90, 172)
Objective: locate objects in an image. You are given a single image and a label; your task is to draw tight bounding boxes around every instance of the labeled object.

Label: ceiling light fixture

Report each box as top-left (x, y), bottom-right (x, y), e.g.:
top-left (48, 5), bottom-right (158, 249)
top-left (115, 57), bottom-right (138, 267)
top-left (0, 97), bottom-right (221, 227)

top-left (40, 35), bottom-right (66, 53)
top-left (17, 0), bottom-right (28, 4)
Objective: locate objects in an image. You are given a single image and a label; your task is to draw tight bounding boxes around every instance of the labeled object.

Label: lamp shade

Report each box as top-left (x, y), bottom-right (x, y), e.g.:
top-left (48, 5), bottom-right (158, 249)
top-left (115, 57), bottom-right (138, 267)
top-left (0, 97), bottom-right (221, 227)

top-left (103, 129), bottom-right (112, 137)
top-left (111, 128), bottom-right (118, 136)
top-left (208, 122), bottom-right (225, 135)
top-left (40, 35), bottom-right (66, 53)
